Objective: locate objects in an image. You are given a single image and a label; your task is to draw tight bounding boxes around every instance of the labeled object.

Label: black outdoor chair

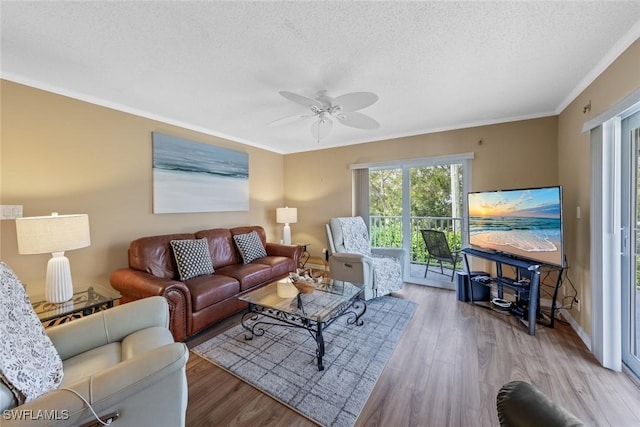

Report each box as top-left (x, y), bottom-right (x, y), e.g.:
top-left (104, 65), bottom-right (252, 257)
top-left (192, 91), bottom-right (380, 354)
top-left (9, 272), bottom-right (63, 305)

top-left (420, 229), bottom-right (461, 280)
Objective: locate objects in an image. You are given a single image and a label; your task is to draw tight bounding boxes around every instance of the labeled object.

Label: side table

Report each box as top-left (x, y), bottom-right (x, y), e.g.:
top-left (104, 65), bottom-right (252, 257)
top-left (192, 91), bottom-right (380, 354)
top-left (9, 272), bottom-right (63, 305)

top-left (31, 284), bottom-right (121, 327)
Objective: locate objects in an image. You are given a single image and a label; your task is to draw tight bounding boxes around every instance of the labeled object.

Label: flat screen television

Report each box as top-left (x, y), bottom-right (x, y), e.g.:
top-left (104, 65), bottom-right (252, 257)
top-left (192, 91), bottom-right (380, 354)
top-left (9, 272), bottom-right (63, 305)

top-left (467, 185), bottom-right (565, 267)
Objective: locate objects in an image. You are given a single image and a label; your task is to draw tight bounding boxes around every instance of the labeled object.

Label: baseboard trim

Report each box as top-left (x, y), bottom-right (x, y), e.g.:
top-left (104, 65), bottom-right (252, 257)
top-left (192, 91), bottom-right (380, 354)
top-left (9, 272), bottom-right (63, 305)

top-left (538, 299), bottom-right (592, 351)
top-left (558, 308), bottom-right (592, 351)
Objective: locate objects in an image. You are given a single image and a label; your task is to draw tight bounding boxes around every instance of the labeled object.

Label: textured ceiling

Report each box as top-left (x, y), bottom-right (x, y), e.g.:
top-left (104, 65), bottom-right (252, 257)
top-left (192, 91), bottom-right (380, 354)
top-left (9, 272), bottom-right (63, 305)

top-left (2, 1), bottom-right (640, 154)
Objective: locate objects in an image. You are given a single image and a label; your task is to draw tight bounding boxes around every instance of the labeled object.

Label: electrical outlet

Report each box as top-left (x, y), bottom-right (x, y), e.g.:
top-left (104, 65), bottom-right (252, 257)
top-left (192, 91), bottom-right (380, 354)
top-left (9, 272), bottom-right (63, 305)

top-left (0, 205), bottom-right (23, 220)
top-left (574, 298), bottom-right (581, 312)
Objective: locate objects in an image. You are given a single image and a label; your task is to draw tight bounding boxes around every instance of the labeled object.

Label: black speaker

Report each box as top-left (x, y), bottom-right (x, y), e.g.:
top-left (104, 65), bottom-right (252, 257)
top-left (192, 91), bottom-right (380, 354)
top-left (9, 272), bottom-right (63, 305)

top-left (456, 271), bottom-right (491, 302)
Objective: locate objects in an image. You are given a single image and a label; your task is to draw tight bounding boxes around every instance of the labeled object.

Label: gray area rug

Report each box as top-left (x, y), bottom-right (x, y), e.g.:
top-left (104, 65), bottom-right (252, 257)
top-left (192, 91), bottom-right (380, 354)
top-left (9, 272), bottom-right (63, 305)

top-left (192, 295), bottom-right (416, 427)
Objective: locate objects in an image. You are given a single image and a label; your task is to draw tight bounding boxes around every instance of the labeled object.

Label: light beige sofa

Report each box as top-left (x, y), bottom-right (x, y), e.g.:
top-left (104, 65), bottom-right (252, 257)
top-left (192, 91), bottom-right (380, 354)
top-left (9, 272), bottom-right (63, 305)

top-left (1, 296), bottom-right (189, 427)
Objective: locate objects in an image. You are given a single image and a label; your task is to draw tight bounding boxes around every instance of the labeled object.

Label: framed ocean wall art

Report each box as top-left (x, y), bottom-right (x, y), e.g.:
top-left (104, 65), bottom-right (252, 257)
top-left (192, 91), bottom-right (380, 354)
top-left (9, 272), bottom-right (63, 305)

top-left (152, 132), bottom-right (249, 213)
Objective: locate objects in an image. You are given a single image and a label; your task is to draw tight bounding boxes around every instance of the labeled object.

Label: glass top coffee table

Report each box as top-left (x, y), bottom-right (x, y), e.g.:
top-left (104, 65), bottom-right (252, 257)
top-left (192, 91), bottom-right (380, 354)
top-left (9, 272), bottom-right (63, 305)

top-left (238, 277), bottom-right (366, 370)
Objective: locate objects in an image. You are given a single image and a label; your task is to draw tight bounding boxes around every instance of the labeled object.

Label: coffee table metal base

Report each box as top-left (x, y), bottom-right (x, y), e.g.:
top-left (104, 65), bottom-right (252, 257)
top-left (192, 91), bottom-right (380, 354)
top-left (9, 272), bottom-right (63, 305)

top-left (241, 297), bottom-right (366, 371)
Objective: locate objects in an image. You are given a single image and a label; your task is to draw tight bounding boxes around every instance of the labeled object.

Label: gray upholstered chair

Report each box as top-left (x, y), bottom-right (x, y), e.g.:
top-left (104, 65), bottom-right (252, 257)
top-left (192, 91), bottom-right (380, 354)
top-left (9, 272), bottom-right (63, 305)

top-left (325, 216), bottom-right (405, 300)
top-left (497, 380), bottom-right (584, 427)
top-left (0, 261), bottom-right (189, 427)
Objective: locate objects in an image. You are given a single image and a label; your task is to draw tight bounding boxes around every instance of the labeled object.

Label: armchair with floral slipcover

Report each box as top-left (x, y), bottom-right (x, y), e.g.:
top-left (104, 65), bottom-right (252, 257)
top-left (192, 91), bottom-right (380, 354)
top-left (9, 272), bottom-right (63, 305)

top-left (0, 261), bottom-right (189, 427)
top-left (325, 216), bottom-right (405, 300)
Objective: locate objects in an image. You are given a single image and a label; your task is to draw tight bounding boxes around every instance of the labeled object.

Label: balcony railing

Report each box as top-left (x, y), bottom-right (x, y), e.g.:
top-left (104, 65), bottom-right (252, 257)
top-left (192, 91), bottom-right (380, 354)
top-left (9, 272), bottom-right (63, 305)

top-left (369, 215), bottom-right (462, 265)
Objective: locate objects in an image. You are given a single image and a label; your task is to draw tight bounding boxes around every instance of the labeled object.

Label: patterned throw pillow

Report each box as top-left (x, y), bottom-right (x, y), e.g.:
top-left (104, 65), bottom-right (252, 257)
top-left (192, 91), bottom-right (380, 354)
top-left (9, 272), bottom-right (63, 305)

top-left (233, 231), bottom-right (267, 264)
top-left (0, 261), bottom-right (63, 405)
top-left (170, 238), bottom-right (215, 281)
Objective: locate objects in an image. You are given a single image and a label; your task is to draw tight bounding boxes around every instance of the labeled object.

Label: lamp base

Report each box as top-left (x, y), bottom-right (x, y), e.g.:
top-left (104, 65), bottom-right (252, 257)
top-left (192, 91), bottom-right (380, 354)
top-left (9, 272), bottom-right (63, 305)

top-left (283, 224), bottom-right (292, 245)
top-left (45, 252), bottom-right (74, 303)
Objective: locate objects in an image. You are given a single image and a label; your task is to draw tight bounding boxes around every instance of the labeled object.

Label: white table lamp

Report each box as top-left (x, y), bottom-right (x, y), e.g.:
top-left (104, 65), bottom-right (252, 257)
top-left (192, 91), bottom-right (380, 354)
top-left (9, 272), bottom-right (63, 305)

top-left (276, 207), bottom-right (297, 245)
top-left (16, 213), bottom-right (91, 303)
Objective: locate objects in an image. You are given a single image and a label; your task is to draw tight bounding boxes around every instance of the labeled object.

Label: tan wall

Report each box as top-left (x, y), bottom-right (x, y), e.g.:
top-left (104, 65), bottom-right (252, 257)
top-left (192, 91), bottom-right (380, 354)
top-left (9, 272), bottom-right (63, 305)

top-left (284, 117), bottom-right (559, 260)
top-left (1, 80), bottom-right (558, 296)
top-left (0, 81), bottom-right (285, 295)
top-left (558, 38), bottom-right (640, 336)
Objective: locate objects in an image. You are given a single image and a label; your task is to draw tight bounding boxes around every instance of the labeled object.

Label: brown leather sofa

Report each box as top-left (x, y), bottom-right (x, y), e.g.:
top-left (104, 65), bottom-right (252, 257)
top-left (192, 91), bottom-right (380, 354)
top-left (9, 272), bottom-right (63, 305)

top-left (110, 226), bottom-right (303, 342)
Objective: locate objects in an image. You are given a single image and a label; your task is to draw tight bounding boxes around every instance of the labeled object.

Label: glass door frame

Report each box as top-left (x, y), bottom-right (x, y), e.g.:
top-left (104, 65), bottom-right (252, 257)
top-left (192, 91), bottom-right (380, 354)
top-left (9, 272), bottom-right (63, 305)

top-left (621, 111), bottom-right (640, 377)
top-left (401, 157), bottom-right (472, 288)
top-left (357, 152), bottom-right (473, 288)
top-left (584, 88), bottom-right (640, 371)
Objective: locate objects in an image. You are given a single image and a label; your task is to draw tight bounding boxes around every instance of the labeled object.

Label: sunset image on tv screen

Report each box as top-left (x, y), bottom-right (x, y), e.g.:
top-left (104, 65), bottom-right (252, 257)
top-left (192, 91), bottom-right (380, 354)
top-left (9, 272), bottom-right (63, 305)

top-left (468, 186), bottom-right (563, 266)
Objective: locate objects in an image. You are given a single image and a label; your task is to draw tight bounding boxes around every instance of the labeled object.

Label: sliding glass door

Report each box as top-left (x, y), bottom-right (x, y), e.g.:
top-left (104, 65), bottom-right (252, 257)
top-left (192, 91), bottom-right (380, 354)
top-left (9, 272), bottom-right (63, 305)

top-left (406, 164), bottom-right (463, 285)
top-left (368, 156), bottom-right (470, 288)
top-left (622, 111), bottom-right (640, 378)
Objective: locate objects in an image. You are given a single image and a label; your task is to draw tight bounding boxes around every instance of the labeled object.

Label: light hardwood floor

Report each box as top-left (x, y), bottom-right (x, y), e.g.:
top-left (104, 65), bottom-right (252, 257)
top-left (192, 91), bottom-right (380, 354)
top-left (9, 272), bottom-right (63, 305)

top-left (185, 284), bottom-right (640, 426)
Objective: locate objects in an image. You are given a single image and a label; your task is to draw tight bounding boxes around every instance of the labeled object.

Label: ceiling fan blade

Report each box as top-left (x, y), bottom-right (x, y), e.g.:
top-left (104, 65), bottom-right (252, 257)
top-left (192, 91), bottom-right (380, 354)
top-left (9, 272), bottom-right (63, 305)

top-left (267, 113), bottom-right (312, 127)
top-left (279, 91), bottom-right (323, 109)
top-left (332, 92), bottom-right (378, 112)
top-left (335, 111), bottom-right (380, 129)
top-left (311, 118), bottom-right (333, 140)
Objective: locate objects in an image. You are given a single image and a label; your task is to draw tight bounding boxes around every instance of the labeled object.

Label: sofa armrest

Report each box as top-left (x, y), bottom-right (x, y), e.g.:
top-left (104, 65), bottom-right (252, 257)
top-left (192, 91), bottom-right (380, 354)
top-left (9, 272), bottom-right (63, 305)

top-left (372, 247), bottom-right (406, 267)
top-left (372, 248), bottom-right (406, 275)
top-left (3, 342), bottom-right (189, 427)
top-left (110, 269), bottom-right (193, 342)
top-left (47, 296), bottom-right (169, 360)
top-left (265, 242), bottom-right (304, 265)
top-left (110, 268), bottom-right (186, 299)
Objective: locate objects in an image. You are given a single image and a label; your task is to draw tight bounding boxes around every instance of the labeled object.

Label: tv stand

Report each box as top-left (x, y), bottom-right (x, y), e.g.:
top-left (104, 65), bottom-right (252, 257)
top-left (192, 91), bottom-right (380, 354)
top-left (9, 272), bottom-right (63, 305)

top-left (462, 248), bottom-right (563, 336)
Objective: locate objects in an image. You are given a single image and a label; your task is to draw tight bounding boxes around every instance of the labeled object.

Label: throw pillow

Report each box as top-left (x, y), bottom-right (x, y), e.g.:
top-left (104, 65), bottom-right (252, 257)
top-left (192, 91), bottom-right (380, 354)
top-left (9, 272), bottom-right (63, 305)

top-left (170, 238), bottom-right (215, 281)
top-left (233, 230), bottom-right (267, 264)
top-left (0, 261), bottom-right (63, 404)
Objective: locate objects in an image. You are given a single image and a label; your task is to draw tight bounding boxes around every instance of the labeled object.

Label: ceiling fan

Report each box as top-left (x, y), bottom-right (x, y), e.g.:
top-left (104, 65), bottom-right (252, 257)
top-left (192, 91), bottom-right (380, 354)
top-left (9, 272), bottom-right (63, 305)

top-left (269, 90), bottom-right (380, 141)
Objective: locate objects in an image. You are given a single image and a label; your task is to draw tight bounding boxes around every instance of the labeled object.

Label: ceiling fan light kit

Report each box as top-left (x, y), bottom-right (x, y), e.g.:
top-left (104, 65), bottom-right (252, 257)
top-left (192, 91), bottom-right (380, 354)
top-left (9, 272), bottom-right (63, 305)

top-left (271, 90), bottom-right (380, 142)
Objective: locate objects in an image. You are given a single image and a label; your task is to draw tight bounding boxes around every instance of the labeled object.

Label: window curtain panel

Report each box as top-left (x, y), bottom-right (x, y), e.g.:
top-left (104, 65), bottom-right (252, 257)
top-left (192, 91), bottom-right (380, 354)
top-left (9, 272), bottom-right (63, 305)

top-left (352, 167), bottom-right (370, 231)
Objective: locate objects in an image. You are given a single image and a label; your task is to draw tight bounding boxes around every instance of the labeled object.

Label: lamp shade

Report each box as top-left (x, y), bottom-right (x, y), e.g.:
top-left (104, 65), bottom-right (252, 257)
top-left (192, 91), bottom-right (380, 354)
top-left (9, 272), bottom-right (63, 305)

top-left (15, 213), bottom-right (91, 303)
top-left (16, 213), bottom-right (91, 255)
top-left (276, 207), bottom-right (297, 224)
